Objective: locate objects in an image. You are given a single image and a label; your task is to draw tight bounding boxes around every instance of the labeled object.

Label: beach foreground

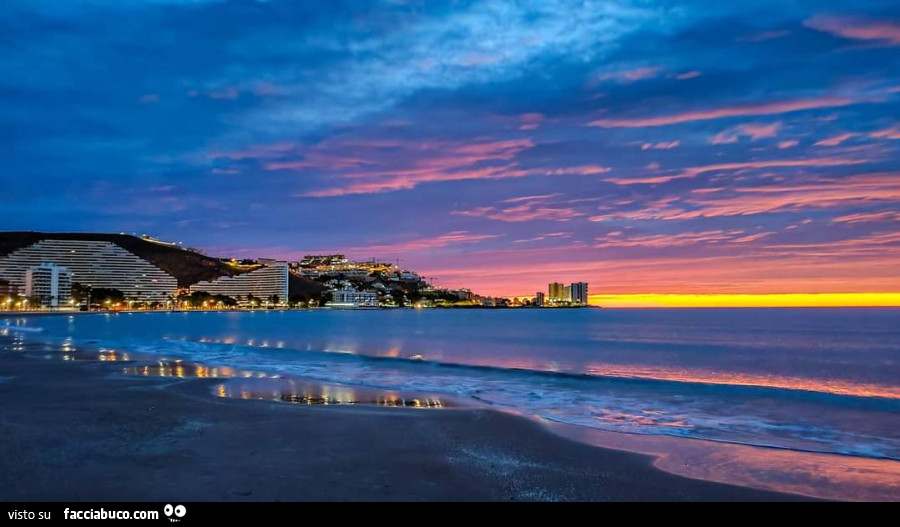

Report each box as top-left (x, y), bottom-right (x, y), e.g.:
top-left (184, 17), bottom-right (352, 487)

top-left (0, 352), bottom-right (805, 502)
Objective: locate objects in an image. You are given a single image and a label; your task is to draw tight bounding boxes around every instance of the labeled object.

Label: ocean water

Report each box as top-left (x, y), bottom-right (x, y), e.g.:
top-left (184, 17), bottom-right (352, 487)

top-left (3, 308), bottom-right (900, 469)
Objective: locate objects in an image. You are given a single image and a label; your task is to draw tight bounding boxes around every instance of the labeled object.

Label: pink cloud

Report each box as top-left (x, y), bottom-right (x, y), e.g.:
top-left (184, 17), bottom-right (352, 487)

top-left (592, 67), bottom-right (660, 85)
top-left (501, 193), bottom-right (561, 203)
top-left (740, 122), bottom-right (782, 140)
top-left (589, 97), bottom-right (857, 128)
top-left (597, 172), bottom-right (900, 220)
top-left (454, 205), bottom-right (584, 223)
top-left (454, 194), bottom-right (585, 223)
top-left (301, 165), bottom-right (527, 197)
top-left (513, 232), bottom-right (573, 244)
top-left (292, 138), bottom-right (607, 197)
top-left (711, 122), bottom-right (781, 144)
top-left (778, 140), bottom-right (799, 149)
top-left (544, 166), bottom-right (610, 176)
top-left (870, 127), bottom-right (900, 140)
top-left (710, 132), bottom-right (738, 145)
top-left (265, 154), bottom-right (377, 171)
top-left (641, 140), bottom-right (680, 150)
top-left (604, 157), bottom-right (866, 185)
top-left (814, 133), bottom-right (857, 147)
top-left (675, 71), bottom-right (701, 80)
top-left (357, 231), bottom-right (500, 254)
top-left (832, 211), bottom-right (900, 223)
top-left (805, 16), bottom-right (900, 46)
top-left (518, 113), bottom-right (545, 130)
top-left (764, 231), bottom-right (900, 254)
top-left (219, 135), bottom-right (604, 197)
top-left (594, 230), bottom-right (766, 249)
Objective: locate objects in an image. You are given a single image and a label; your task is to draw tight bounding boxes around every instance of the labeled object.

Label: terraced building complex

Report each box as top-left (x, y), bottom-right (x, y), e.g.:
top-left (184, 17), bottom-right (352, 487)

top-left (190, 263), bottom-right (289, 305)
top-left (0, 239), bottom-right (178, 301)
top-left (0, 232), bottom-right (323, 306)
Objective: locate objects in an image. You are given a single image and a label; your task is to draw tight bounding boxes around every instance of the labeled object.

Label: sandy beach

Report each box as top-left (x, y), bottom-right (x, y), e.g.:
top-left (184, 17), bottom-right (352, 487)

top-left (0, 345), bottom-right (807, 502)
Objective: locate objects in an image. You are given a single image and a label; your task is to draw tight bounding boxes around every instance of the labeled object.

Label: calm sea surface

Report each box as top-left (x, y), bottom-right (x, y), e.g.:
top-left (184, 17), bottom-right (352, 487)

top-left (3, 308), bottom-right (900, 497)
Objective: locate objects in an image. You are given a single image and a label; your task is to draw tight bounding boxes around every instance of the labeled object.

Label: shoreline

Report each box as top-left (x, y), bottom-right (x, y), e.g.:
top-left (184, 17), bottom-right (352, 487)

top-left (0, 342), bottom-right (806, 501)
top-left (2, 305), bottom-right (897, 319)
top-left (3, 315), bottom-right (899, 501)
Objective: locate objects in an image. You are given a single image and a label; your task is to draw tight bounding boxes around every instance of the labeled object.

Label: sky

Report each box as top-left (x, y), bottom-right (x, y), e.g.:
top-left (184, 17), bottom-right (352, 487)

top-left (1, 0), bottom-right (899, 306)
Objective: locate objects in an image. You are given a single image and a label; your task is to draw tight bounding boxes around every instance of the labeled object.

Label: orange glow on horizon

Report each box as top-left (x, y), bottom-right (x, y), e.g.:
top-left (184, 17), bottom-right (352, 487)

top-left (589, 292), bottom-right (900, 308)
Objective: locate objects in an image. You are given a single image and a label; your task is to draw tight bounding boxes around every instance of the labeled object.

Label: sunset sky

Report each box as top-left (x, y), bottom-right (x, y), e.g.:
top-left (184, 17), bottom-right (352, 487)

top-left (2, 1), bottom-right (899, 305)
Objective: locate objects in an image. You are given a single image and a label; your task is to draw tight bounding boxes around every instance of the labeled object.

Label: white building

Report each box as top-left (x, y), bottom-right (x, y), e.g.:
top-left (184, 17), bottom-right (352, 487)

top-left (25, 263), bottom-right (72, 308)
top-left (0, 239), bottom-right (178, 301)
top-left (190, 262), bottom-right (289, 305)
top-left (329, 288), bottom-right (378, 308)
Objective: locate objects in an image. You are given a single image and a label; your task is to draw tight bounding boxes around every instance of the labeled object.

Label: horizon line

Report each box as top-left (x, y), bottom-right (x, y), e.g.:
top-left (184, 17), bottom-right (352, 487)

top-left (585, 293), bottom-right (900, 308)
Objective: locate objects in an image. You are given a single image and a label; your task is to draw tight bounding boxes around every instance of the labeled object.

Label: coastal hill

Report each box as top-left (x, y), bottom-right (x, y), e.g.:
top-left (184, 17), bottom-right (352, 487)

top-left (0, 231), bottom-right (325, 299)
top-left (0, 231), bottom-right (242, 287)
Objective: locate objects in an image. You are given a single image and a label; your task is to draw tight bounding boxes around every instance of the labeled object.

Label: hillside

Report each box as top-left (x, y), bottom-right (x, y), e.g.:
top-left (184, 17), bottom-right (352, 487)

top-left (288, 272), bottom-right (328, 300)
top-left (0, 232), bottom-right (246, 287)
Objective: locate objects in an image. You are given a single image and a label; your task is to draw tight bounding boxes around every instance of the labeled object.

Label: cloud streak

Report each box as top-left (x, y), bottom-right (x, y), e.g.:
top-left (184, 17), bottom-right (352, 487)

top-left (589, 97), bottom-right (857, 128)
top-left (604, 157), bottom-right (867, 185)
top-left (805, 16), bottom-right (900, 46)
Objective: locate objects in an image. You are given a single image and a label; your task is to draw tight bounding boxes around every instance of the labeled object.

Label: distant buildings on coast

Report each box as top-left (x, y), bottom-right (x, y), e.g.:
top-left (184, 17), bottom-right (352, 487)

top-left (539, 282), bottom-right (590, 307)
top-left (0, 232), bottom-right (591, 311)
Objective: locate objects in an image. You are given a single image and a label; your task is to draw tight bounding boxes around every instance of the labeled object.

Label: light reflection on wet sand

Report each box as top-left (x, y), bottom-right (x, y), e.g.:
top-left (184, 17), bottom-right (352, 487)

top-left (213, 377), bottom-right (449, 408)
top-left (121, 360), bottom-right (244, 379)
top-left (544, 420), bottom-right (900, 502)
top-left (120, 358), bottom-right (450, 408)
top-left (61, 348), bottom-right (132, 362)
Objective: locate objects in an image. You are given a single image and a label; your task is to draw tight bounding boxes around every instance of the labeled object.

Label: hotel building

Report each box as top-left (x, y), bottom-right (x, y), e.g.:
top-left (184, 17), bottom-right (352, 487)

top-left (0, 239), bottom-right (178, 301)
top-left (535, 292), bottom-right (545, 307)
top-left (548, 282), bottom-right (566, 302)
top-left (330, 288), bottom-right (378, 308)
top-left (25, 263), bottom-right (72, 308)
top-left (190, 262), bottom-right (289, 305)
top-left (570, 282), bottom-right (589, 305)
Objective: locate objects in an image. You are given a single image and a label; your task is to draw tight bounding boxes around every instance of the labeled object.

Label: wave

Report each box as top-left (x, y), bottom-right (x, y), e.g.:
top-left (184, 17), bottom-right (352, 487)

top-left (127, 335), bottom-right (900, 403)
top-left (23, 333), bottom-right (895, 462)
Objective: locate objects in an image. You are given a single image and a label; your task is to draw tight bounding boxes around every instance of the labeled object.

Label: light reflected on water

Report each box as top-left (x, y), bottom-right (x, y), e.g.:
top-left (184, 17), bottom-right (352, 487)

top-left (213, 377), bottom-right (449, 408)
top-left (61, 347), bottom-right (132, 362)
top-left (585, 363), bottom-right (900, 400)
top-left (118, 358), bottom-right (451, 408)
top-left (121, 359), bottom-right (246, 379)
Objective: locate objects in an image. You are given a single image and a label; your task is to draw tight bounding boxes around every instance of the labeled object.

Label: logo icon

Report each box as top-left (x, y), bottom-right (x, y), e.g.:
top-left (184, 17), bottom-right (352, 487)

top-left (164, 504), bottom-right (186, 522)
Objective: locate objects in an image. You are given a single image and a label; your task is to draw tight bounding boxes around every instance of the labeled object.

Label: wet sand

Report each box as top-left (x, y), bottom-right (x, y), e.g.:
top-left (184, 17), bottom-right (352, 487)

top-left (0, 351), bottom-right (808, 501)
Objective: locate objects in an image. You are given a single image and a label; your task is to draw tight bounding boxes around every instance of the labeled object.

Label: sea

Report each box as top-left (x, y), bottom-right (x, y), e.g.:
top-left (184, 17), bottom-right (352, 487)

top-left (3, 308), bottom-right (899, 500)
